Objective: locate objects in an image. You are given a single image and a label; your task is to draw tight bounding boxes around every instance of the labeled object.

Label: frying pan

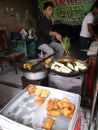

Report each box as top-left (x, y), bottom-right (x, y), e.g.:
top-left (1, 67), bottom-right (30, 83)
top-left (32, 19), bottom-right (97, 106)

top-left (20, 51), bottom-right (58, 73)
top-left (50, 58), bottom-right (89, 77)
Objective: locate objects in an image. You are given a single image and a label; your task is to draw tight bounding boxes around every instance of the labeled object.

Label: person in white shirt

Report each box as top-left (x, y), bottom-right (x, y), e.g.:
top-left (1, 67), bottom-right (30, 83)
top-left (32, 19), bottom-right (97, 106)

top-left (79, 1), bottom-right (98, 60)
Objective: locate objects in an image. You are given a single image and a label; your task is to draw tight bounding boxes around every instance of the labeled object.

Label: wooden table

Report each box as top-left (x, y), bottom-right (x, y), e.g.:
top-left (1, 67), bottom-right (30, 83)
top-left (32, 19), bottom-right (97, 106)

top-left (0, 52), bottom-right (24, 74)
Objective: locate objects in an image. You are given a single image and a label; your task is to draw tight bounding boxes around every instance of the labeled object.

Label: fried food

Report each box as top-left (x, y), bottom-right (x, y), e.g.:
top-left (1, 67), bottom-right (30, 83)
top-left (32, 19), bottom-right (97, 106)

top-left (75, 61), bottom-right (87, 70)
top-left (35, 97), bottom-right (45, 106)
top-left (68, 112), bottom-right (74, 119)
top-left (34, 88), bottom-right (42, 97)
top-left (52, 100), bottom-right (59, 110)
top-left (27, 85), bottom-right (36, 94)
top-left (52, 98), bottom-right (60, 109)
top-left (47, 109), bottom-right (61, 117)
top-left (57, 100), bottom-right (70, 109)
top-left (45, 58), bottom-right (53, 69)
top-left (62, 97), bottom-right (70, 103)
top-left (54, 98), bottom-right (60, 103)
top-left (40, 89), bottom-right (50, 98)
top-left (45, 58), bottom-right (52, 64)
top-left (23, 63), bottom-right (32, 70)
top-left (47, 99), bottom-right (53, 111)
top-left (45, 63), bottom-right (49, 68)
top-left (63, 108), bottom-right (73, 118)
top-left (69, 103), bottom-right (75, 111)
top-left (42, 117), bottom-right (55, 130)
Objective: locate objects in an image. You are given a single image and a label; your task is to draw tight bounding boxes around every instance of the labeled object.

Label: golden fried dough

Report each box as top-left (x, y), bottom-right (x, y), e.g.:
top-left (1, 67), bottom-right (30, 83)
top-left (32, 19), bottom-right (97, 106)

top-left (40, 89), bottom-right (50, 98)
top-left (57, 100), bottom-right (70, 109)
top-left (63, 108), bottom-right (72, 117)
top-left (63, 108), bottom-right (73, 119)
top-left (62, 102), bottom-right (70, 108)
top-left (35, 97), bottom-right (45, 106)
top-left (47, 99), bottom-right (53, 111)
top-left (42, 117), bottom-right (55, 130)
top-left (47, 109), bottom-right (61, 117)
top-left (23, 63), bottom-right (32, 70)
top-left (54, 98), bottom-right (60, 103)
top-left (27, 85), bottom-right (36, 94)
top-left (68, 112), bottom-right (74, 119)
top-left (34, 88), bottom-right (42, 96)
top-left (45, 58), bottom-right (52, 64)
top-left (69, 103), bottom-right (75, 111)
top-left (56, 100), bottom-right (63, 109)
top-left (52, 100), bottom-right (59, 110)
top-left (62, 97), bottom-right (70, 103)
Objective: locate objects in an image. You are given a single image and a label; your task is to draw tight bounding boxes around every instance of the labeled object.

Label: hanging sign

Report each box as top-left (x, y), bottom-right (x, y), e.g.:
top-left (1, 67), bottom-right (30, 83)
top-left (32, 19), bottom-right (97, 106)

top-left (38, 0), bottom-right (95, 25)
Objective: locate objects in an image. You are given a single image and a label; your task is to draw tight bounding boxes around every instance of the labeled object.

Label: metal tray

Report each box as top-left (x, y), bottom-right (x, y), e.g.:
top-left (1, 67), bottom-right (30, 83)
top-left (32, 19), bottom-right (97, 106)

top-left (0, 85), bottom-right (81, 130)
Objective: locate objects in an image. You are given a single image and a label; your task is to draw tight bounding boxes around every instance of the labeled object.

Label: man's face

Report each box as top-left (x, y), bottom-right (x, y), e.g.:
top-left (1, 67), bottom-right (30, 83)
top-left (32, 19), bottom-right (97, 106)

top-left (45, 6), bottom-right (54, 18)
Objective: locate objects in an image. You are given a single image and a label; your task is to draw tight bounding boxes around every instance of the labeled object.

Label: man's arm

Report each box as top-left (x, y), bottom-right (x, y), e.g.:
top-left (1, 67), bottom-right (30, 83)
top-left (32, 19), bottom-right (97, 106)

top-left (88, 23), bottom-right (98, 40)
top-left (49, 31), bottom-right (62, 41)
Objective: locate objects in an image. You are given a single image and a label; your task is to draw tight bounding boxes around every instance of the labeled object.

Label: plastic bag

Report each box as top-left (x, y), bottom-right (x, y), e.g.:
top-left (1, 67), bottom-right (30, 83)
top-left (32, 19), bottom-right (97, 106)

top-left (62, 37), bottom-right (71, 50)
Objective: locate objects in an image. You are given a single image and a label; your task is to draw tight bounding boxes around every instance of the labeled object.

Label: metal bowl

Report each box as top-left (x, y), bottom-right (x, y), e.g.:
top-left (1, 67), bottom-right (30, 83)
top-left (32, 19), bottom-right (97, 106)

top-left (20, 59), bottom-right (48, 80)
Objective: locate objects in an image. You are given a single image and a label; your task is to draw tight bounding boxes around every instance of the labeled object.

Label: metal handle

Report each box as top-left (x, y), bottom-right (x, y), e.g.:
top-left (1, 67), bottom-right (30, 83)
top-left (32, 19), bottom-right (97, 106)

top-left (60, 39), bottom-right (76, 66)
top-left (60, 40), bottom-right (71, 56)
top-left (31, 51), bottom-right (58, 68)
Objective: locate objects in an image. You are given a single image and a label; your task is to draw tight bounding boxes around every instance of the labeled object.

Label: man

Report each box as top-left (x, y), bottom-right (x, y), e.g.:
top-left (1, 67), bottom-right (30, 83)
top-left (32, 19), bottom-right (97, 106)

top-left (79, 1), bottom-right (98, 60)
top-left (36, 1), bottom-right (64, 60)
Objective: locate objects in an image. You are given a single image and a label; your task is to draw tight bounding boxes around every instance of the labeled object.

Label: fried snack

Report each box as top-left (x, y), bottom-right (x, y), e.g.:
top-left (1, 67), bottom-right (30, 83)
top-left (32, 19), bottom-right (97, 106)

top-left (34, 88), bottom-right (42, 96)
top-left (56, 100), bottom-right (63, 109)
top-left (47, 109), bottom-right (61, 117)
top-left (62, 97), bottom-right (70, 103)
top-left (40, 89), bottom-right (50, 98)
top-left (68, 111), bottom-right (74, 119)
top-left (45, 58), bottom-right (53, 69)
top-left (63, 108), bottom-right (72, 118)
top-left (27, 85), bottom-right (36, 94)
top-left (42, 117), bottom-right (55, 130)
top-left (69, 103), bottom-right (75, 111)
top-left (62, 102), bottom-right (70, 108)
top-left (45, 63), bottom-right (49, 69)
top-left (47, 99), bottom-right (53, 111)
top-left (54, 98), bottom-right (60, 103)
top-left (52, 98), bottom-right (60, 110)
top-left (45, 58), bottom-right (52, 64)
top-left (35, 97), bottom-right (45, 106)
top-left (23, 63), bottom-right (32, 70)
top-left (52, 100), bottom-right (59, 110)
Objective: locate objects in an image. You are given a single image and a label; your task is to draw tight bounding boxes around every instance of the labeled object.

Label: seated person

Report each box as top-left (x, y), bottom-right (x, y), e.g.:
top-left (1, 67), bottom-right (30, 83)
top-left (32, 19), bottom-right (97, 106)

top-left (36, 1), bottom-right (64, 60)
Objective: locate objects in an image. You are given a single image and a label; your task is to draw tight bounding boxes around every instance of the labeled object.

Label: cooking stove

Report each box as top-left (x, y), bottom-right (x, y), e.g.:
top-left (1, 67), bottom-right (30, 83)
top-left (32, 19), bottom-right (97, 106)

top-left (48, 71), bottom-right (85, 96)
top-left (21, 76), bottom-right (48, 89)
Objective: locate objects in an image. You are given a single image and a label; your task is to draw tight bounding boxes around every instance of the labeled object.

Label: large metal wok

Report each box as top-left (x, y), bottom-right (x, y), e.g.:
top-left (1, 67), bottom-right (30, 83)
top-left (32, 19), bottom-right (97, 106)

top-left (50, 57), bottom-right (89, 77)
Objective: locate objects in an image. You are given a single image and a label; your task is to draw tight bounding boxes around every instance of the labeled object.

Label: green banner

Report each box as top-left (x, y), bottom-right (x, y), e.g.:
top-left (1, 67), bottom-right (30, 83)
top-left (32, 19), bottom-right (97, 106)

top-left (38, 0), bottom-right (95, 25)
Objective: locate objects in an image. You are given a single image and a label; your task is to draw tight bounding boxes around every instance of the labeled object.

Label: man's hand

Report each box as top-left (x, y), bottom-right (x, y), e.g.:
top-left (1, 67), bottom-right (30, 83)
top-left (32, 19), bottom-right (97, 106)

top-left (55, 32), bottom-right (62, 41)
top-left (49, 31), bottom-right (62, 41)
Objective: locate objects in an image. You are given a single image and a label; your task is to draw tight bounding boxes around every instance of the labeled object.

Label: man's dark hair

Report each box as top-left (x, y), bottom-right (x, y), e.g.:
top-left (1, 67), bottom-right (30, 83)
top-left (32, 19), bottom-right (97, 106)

top-left (91, 1), bottom-right (98, 11)
top-left (44, 1), bottom-right (54, 10)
